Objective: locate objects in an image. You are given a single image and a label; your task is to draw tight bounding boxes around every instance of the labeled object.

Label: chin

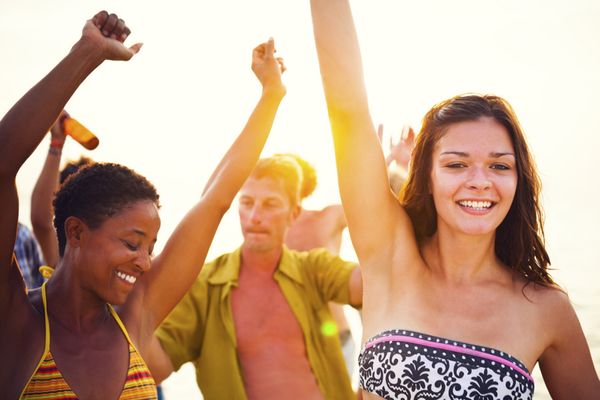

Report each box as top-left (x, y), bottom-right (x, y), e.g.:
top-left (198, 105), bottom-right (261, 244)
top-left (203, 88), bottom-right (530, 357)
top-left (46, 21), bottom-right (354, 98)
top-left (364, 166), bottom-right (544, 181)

top-left (455, 223), bottom-right (500, 237)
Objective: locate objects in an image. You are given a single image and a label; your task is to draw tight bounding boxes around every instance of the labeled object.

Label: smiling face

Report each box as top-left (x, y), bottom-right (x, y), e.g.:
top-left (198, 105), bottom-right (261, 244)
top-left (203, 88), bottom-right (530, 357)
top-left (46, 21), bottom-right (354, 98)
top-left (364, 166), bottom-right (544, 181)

top-left (430, 117), bottom-right (517, 238)
top-left (74, 200), bottom-right (161, 305)
top-left (239, 177), bottom-right (299, 253)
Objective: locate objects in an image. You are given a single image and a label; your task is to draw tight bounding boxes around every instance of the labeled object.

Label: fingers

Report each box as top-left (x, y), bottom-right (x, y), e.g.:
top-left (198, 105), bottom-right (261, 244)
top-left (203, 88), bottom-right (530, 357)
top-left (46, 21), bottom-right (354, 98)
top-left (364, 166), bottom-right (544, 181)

top-left (276, 57), bottom-right (286, 73)
top-left (101, 13), bottom-right (118, 37)
top-left (92, 10), bottom-right (109, 30)
top-left (92, 11), bottom-right (131, 42)
top-left (253, 43), bottom-right (266, 63)
top-left (406, 126), bottom-right (415, 143)
top-left (265, 37), bottom-right (275, 59)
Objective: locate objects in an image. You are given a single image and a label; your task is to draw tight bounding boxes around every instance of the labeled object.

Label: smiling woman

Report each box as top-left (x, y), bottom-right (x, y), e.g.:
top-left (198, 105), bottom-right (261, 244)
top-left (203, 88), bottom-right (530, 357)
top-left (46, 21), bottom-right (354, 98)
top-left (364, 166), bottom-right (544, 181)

top-left (309, 0), bottom-right (600, 398)
top-left (0, 9), bottom-right (287, 400)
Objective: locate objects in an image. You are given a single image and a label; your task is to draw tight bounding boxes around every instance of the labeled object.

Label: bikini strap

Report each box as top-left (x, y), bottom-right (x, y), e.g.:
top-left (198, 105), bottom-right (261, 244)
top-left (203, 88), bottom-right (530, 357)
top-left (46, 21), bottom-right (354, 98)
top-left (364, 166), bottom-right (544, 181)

top-left (107, 304), bottom-right (134, 345)
top-left (20, 283), bottom-right (52, 398)
top-left (40, 282), bottom-right (51, 354)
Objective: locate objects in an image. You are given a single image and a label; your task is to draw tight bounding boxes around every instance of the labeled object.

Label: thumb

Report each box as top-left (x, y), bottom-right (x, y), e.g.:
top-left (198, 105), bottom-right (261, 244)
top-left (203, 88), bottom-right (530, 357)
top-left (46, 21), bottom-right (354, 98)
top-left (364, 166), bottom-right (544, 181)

top-left (129, 42), bottom-right (143, 55)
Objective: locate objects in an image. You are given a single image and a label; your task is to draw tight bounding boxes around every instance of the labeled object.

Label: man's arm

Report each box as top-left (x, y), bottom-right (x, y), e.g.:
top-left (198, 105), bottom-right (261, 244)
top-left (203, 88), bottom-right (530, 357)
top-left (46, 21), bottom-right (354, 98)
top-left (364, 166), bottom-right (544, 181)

top-left (347, 266), bottom-right (362, 308)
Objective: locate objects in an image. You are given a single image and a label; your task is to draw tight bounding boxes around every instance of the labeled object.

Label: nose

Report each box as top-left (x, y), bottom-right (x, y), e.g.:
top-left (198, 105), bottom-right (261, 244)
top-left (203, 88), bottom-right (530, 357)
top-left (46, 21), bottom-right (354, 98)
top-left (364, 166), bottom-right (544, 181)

top-left (466, 166), bottom-right (491, 191)
top-left (134, 251), bottom-right (152, 273)
top-left (249, 205), bottom-right (263, 224)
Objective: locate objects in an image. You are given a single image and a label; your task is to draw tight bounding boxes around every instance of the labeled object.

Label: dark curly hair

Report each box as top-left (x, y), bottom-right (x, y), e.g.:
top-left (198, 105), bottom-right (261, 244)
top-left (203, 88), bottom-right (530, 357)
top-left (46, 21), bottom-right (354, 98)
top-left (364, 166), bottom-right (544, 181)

top-left (59, 156), bottom-right (93, 184)
top-left (399, 94), bottom-right (553, 286)
top-left (53, 162), bottom-right (160, 256)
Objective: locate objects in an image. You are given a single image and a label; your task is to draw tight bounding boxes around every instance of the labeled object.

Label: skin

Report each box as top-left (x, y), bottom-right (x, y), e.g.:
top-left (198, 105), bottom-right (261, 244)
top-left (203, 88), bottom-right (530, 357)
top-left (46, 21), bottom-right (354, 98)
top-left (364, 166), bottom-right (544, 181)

top-left (150, 175), bottom-right (363, 398)
top-left (309, 0), bottom-right (600, 398)
top-left (31, 110), bottom-right (74, 267)
top-left (235, 177), bottom-right (362, 399)
top-left (0, 11), bottom-right (286, 399)
top-left (235, 177), bottom-right (323, 399)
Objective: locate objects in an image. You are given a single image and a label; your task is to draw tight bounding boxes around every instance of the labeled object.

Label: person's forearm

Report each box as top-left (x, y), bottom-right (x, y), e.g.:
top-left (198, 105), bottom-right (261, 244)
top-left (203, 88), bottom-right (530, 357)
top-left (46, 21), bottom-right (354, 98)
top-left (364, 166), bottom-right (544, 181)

top-left (31, 145), bottom-right (62, 266)
top-left (202, 87), bottom-right (285, 210)
top-left (0, 40), bottom-right (102, 179)
top-left (310, 0), bottom-right (369, 116)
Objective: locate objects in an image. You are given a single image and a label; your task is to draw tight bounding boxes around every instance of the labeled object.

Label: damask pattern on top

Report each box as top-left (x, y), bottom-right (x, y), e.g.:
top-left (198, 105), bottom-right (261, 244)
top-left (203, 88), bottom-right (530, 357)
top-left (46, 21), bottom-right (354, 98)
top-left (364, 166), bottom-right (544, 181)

top-left (359, 329), bottom-right (534, 400)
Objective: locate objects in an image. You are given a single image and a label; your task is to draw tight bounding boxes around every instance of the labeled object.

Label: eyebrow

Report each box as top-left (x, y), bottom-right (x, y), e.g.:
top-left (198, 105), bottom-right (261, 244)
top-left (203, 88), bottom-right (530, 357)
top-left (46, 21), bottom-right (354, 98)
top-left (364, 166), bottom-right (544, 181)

top-left (132, 229), bottom-right (147, 237)
top-left (440, 151), bottom-right (515, 158)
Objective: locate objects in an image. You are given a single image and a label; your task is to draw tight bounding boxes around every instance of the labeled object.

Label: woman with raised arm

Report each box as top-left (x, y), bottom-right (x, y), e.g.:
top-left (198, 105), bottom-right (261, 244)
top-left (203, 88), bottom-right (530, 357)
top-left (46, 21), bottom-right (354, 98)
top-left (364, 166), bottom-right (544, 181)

top-left (309, 1), bottom-right (599, 399)
top-left (0, 11), bottom-right (286, 399)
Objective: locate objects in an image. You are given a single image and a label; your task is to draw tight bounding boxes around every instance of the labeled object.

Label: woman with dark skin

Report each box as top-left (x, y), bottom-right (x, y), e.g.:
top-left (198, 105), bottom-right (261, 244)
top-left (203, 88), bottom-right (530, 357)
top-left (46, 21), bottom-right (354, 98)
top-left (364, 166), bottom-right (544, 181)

top-left (0, 11), bottom-right (286, 399)
top-left (309, 0), bottom-right (599, 398)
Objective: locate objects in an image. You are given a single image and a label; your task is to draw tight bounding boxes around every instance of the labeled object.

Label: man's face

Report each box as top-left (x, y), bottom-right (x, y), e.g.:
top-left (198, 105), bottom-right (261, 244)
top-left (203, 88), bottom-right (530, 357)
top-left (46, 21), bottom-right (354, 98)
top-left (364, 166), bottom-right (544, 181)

top-left (239, 177), bottom-right (298, 253)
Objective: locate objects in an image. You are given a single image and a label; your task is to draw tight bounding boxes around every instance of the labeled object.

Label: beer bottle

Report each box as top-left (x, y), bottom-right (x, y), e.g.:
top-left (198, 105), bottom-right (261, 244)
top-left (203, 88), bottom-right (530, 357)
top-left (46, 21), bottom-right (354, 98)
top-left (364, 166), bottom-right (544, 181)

top-left (62, 117), bottom-right (99, 150)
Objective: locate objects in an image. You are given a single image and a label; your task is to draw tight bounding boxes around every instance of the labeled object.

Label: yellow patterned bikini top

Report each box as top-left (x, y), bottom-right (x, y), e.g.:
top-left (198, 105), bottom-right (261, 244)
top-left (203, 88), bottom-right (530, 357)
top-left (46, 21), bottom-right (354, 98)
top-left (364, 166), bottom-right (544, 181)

top-left (20, 282), bottom-right (157, 399)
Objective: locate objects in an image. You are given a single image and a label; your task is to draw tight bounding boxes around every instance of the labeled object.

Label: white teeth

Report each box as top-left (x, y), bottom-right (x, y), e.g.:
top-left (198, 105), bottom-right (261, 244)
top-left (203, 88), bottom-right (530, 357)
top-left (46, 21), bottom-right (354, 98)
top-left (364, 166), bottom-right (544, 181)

top-left (116, 271), bottom-right (137, 284)
top-left (459, 200), bottom-right (492, 210)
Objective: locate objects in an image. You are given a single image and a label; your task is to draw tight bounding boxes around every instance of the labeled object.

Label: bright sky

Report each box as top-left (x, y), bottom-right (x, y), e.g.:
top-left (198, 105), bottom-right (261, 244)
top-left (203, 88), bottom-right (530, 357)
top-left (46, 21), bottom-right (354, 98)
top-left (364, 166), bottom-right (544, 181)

top-left (2, 1), bottom-right (599, 392)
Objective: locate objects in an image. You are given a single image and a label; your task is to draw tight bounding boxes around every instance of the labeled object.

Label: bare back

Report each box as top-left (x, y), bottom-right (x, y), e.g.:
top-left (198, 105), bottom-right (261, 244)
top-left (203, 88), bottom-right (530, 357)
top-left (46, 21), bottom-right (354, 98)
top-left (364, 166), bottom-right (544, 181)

top-left (285, 205), bottom-right (345, 254)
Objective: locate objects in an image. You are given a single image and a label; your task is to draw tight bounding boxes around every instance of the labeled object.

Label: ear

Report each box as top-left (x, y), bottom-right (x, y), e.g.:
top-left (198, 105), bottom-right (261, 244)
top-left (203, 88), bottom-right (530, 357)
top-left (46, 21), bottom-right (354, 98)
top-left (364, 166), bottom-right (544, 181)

top-left (64, 216), bottom-right (88, 249)
top-left (289, 204), bottom-right (301, 224)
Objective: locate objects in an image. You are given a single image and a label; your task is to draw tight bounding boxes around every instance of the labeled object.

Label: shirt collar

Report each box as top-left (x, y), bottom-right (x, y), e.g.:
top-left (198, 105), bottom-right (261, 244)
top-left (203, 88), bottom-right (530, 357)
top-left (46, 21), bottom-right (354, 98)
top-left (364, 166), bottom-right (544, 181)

top-left (207, 246), bottom-right (304, 285)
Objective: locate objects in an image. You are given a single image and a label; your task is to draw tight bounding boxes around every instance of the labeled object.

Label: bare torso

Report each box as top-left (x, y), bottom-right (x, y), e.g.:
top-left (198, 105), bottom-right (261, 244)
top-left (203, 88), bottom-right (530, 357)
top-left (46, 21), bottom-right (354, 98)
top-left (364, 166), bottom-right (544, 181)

top-left (231, 263), bottom-right (323, 400)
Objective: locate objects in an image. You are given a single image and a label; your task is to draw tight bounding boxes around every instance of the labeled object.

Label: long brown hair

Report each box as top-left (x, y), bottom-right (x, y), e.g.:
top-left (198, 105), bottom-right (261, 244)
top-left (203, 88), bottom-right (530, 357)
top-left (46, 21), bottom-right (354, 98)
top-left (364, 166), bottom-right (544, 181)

top-left (399, 94), bottom-right (554, 286)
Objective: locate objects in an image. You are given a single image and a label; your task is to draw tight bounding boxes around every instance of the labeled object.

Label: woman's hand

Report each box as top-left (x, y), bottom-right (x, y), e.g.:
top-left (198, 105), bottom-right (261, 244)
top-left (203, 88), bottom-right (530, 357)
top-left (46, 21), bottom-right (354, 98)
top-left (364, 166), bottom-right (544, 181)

top-left (78, 11), bottom-right (142, 62)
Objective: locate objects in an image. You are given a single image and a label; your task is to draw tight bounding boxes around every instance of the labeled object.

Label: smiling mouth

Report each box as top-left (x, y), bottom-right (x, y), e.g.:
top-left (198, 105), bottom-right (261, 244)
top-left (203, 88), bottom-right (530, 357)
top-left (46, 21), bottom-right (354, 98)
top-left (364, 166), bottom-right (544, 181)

top-left (457, 200), bottom-right (495, 211)
top-left (116, 271), bottom-right (137, 284)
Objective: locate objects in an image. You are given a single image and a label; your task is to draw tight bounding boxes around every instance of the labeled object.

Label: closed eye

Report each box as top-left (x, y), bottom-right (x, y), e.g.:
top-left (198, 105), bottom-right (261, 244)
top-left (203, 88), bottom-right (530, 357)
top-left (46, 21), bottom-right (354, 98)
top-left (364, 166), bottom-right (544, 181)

top-left (122, 240), bottom-right (139, 251)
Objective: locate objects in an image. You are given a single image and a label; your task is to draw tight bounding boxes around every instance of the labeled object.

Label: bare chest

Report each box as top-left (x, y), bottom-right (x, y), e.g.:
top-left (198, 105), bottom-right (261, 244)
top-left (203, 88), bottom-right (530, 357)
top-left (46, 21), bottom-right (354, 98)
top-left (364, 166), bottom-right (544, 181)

top-left (231, 276), bottom-right (306, 354)
top-left (230, 275), bottom-right (322, 399)
top-left (47, 320), bottom-right (131, 399)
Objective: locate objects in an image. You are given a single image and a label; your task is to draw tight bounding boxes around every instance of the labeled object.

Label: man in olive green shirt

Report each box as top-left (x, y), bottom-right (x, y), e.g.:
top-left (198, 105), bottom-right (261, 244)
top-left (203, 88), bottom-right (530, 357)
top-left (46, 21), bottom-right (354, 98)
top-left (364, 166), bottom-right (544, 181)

top-left (150, 155), bottom-right (363, 399)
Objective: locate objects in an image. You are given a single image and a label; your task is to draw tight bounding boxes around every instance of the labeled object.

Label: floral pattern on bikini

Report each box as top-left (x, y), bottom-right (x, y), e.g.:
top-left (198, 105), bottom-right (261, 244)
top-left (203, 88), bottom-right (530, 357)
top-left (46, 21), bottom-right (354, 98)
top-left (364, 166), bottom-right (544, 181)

top-left (359, 329), bottom-right (534, 400)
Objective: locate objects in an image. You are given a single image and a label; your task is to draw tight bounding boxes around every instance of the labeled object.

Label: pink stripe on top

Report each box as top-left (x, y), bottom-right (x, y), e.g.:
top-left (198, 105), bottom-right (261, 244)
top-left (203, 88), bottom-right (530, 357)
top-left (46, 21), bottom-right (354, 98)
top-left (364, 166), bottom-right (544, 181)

top-left (365, 334), bottom-right (533, 382)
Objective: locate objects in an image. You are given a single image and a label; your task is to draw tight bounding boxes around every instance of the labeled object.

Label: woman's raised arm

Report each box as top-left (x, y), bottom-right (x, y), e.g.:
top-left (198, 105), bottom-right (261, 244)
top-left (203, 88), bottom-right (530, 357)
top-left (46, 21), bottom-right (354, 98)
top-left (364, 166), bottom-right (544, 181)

top-left (0, 11), bottom-right (140, 312)
top-left (310, 0), bottom-right (419, 265)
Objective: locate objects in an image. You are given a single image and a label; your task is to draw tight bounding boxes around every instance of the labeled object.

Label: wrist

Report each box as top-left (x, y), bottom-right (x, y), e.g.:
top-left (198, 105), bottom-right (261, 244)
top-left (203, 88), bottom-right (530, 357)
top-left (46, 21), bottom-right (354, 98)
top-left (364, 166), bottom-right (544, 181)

top-left (49, 138), bottom-right (64, 156)
top-left (261, 84), bottom-right (286, 99)
top-left (70, 37), bottom-right (105, 69)
top-left (48, 146), bottom-right (62, 156)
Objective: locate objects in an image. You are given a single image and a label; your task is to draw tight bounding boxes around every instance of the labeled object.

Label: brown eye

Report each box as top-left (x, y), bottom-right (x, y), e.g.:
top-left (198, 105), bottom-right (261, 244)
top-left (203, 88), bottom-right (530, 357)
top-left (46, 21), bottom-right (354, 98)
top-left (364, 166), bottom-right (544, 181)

top-left (446, 163), bottom-right (466, 168)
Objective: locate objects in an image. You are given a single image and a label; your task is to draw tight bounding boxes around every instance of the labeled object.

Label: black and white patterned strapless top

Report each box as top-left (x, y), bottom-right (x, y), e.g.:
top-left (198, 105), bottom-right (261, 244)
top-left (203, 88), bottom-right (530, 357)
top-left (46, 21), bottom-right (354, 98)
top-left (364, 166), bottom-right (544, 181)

top-left (359, 329), bottom-right (534, 400)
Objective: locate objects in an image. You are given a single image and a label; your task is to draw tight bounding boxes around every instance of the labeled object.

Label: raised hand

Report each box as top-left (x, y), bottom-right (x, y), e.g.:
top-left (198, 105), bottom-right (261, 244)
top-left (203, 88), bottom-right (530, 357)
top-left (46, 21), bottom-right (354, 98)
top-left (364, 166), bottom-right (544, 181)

top-left (50, 110), bottom-right (69, 146)
top-left (382, 124), bottom-right (415, 170)
top-left (80, 11), bottom-right (142, 61)
top-left (252, 38), bottom-right (286, 95)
